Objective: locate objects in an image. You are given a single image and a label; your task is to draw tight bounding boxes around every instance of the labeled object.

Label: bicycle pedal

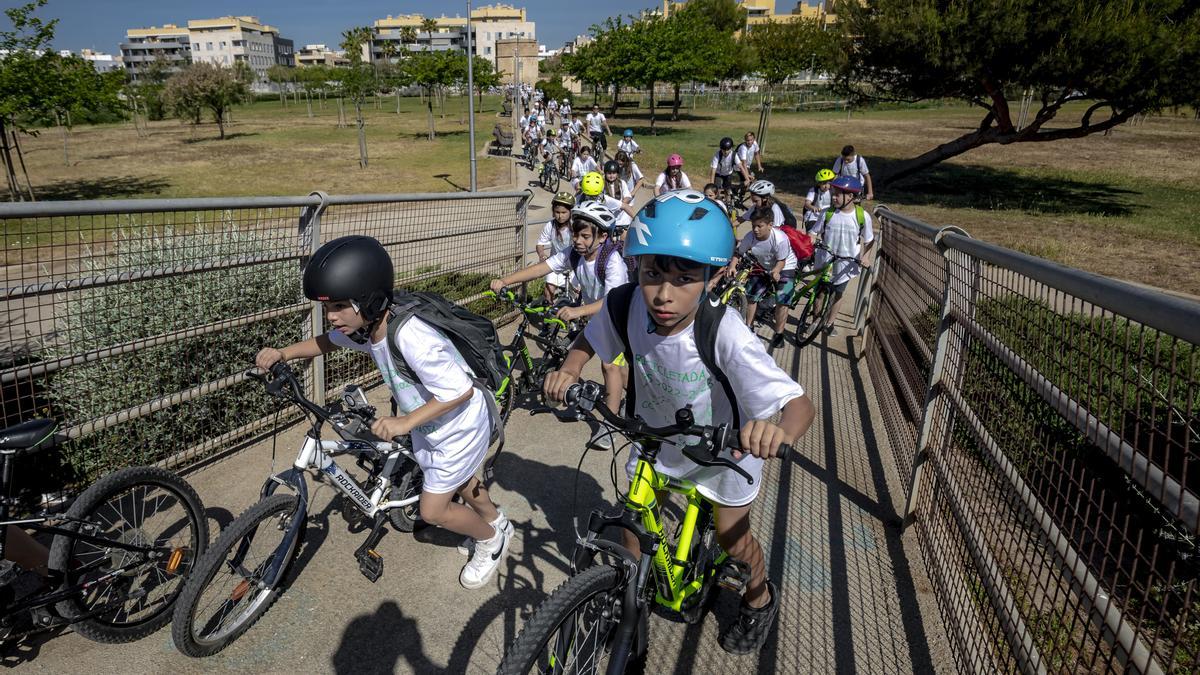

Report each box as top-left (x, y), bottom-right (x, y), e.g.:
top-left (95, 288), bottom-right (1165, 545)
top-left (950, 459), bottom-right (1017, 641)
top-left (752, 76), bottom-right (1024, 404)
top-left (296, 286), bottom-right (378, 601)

top-left (716, 559), bottom-right (751, 593)
top-left (356, 548), bottom-right (384, 583)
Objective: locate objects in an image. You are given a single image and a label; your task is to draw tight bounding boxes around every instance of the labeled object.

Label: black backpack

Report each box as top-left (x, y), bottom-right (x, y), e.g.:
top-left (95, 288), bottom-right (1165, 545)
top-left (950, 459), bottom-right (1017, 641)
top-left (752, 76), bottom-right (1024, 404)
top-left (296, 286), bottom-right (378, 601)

top-left (774, 199), bottom-right (799, 229)
top-left (605, 283), bottom-right (741, 430)
top-left (386, 291), bottom-right (507, 395)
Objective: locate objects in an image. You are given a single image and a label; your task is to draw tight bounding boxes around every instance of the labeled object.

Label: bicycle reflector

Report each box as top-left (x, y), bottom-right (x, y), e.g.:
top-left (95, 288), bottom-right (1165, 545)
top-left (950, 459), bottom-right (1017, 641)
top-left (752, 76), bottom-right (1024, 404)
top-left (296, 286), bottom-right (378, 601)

top-left (166, 547), bottom-right (185, 574)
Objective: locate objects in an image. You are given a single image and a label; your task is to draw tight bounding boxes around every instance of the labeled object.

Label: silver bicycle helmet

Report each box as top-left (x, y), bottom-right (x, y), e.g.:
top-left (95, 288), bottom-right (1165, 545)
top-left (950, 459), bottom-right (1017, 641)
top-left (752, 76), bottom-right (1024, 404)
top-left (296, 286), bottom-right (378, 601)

top-left (748, 179), bottom-right (775, 197)
top-left (571, 201), bottom-right (617, 233)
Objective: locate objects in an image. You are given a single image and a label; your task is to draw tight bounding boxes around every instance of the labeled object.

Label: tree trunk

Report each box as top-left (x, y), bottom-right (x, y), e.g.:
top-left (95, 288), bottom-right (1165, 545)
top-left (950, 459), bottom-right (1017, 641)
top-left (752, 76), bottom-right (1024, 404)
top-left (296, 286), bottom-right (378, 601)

top-left (306, 91), bottom-right (313, 118)
top-left (356, 101), bottom-right (368, 168)
top-left (426, 92), bottom-right (436, 140)
top-left (671, 83), bottom-right (681, 121)
top-left (0, 116), bottom-right (21, 201)
top-left (279, 87), bottom-right (285, 107)
top-left (648, 86), bottom-right (656, 136)
top-left (609, 84), bottom-right (619, 117)
top-left (11, 128), bottom-right (34, 201)
top-left (337, 97), bottom-right (346, 128)
top-left (56, 112), bottom-right (69, 166)
top-left (396, 90), bottom-right (401, 114)
top-left (216, 109), bottom-right (226, 139)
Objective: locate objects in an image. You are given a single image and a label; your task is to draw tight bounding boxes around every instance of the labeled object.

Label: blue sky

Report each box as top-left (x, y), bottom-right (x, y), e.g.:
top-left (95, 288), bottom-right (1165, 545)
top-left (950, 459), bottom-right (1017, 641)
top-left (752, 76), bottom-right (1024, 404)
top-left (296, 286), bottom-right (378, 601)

top-left (34, 0), bottom-right (674, 54)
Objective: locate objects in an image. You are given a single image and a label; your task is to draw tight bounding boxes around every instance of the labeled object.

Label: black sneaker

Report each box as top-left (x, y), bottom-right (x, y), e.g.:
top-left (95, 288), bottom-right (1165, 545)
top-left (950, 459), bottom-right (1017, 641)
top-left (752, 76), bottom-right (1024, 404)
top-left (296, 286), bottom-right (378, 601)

top-left (719, 581), bottom-right (780, 655)
top-left (769, 333), bottom-right (785, 350)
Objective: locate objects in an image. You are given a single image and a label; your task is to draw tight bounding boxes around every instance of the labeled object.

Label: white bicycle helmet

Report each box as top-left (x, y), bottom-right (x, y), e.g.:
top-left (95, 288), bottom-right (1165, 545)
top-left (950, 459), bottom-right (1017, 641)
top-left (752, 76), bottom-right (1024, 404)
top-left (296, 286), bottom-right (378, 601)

top-left (571, 201), bottom-right (617, 233)
top-left (748, 179), bottom-right (775, 197)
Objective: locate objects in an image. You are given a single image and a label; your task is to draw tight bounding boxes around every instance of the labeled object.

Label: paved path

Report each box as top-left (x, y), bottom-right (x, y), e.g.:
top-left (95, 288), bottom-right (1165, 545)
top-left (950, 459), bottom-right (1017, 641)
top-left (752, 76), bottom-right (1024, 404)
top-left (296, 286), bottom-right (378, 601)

top-left (9, 159), bottom-right (950, 674)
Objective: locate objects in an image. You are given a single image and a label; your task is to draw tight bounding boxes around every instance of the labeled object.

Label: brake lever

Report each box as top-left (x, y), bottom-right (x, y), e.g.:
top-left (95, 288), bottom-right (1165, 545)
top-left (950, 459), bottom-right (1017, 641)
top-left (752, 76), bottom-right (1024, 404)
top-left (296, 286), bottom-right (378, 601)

top-left (680, 443), bottom-right (755, 485)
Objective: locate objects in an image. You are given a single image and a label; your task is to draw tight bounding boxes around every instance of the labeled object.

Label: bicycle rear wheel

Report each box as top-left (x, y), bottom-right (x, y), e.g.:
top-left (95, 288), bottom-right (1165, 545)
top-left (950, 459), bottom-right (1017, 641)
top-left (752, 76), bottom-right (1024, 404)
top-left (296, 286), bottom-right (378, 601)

top-left (48, 466), bottom-right (207, 644)
top-left (795, 284), bottom-right (834, 347)
top-left (171, 492), bottom-right (304, 657)
top-left (498, 564), bottom-right (644, 675)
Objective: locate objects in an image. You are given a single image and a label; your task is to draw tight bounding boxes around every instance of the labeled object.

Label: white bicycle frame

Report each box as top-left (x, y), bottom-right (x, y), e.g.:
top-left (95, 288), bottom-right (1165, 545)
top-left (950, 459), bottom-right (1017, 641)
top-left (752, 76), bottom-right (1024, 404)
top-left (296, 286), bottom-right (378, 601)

top-left (292, 435), bottom-right (421, 519)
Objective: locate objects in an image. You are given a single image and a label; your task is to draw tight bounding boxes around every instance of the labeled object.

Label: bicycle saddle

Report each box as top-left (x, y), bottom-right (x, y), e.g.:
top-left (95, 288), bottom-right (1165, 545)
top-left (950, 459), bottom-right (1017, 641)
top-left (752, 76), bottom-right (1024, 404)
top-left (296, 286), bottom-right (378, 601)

top-left (0, 418), bottom-right (59, 453)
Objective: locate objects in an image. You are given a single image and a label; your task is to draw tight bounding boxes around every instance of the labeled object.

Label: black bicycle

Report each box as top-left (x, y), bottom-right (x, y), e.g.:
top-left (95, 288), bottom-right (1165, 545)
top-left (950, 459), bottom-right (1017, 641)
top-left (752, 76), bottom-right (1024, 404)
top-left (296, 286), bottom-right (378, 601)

top-left (540, 155), bottom-right (561, 193)
top-left (0, 419), bottom-right (207, 645)
top-left (487, 286), bottom-right (582, 422)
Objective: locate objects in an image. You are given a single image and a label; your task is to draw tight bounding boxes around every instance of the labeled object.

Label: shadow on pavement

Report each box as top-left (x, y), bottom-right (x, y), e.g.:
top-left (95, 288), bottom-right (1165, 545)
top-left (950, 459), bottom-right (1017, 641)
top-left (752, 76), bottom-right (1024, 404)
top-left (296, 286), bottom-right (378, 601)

top-left (332, 600), bottom-right (439, 674)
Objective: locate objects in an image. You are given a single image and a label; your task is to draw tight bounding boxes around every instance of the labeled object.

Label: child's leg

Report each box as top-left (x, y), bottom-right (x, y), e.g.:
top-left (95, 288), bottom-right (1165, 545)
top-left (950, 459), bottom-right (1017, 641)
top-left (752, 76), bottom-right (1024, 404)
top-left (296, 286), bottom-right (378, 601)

top-left (744, 300), bottom-right (758, 326)
top-left (457, 476), bottom-right (500, 524)
top-left (715, 503), bottom-right (769, 608)
top-left (419, 490), bottom-right (495, 541)
top-left (601, 360), bottom-right (624, 414)
top-left (4, 525), bottom-right (49, 577)
top-left (823, 287), bottom-right (848, 328)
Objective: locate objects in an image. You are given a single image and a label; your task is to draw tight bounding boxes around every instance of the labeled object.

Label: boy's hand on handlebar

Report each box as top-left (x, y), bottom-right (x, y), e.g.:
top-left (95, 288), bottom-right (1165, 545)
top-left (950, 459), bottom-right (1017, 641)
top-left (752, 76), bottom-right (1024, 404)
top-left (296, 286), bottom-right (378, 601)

top-left (371, 415), bottom-right (410, 440)
top-left (735, 419), bottom-right (790, 460)
top-left (255, 347), bottom-right (285, 371)
top-left (543, 369), bottom-right (580, 404)
top-left (489, 279), bottom-right (506, 293)
top-left (556, 305), bottom-right (582, 322)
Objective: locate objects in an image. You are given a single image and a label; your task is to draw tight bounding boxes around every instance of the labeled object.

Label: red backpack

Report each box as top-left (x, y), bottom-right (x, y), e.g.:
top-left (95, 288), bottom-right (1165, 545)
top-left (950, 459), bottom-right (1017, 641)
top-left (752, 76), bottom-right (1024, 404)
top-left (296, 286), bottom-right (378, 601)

top-left (779, 223), bottom-right (814, 264)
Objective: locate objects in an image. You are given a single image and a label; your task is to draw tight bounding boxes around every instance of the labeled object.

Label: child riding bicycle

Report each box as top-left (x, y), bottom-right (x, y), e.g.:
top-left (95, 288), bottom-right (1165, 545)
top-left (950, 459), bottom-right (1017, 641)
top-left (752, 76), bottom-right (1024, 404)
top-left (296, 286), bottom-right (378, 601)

top-left (809, 175), bottom-right (875, 337)
top-left (255, 236), bottom-right (512, 589)
top-left (730, 208), bottom-right (799, 350)
top-left (544, 190), bottom-right (816, 654)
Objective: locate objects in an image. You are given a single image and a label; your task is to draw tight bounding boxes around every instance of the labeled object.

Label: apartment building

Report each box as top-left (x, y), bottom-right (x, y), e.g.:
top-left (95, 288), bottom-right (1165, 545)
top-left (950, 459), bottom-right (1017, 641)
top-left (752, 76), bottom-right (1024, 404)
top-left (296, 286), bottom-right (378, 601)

top-left (660, 1), bottom-right (841, 31)
top-left (119, 24), bottom-right (191, 82)
top-left (295, 44), bottom-right (349, 67)
top-left (368, 3), bottom-right (535, 64)
top-left (186, 16), bottom-right (294, 88)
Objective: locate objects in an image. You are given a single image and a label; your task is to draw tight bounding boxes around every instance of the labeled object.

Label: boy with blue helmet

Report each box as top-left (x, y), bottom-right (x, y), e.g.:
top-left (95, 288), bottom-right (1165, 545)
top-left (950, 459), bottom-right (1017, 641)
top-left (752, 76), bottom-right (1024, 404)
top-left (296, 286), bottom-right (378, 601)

top-left (544, 190), bottom-right (816, 655)
top-left (617, 128), bottom-right (640, 157)
top-left (811, 175), bottom-right (874, 337)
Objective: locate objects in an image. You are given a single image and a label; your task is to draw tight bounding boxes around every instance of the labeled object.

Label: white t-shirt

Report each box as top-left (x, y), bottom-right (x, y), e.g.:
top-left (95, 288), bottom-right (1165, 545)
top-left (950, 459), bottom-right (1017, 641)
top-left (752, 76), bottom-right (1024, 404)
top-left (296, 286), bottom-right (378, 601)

top-left (585, 294), bottom-right (805, 506)
top-left (738, 202), bottom-right (785, 228)
top-left (571, 155), bottom-right (598, 178)
top-left (620, 163), bottom-right (644, 196)
top-left (736, 141), bottom-right (760, 168)
top-left (537, 219), bottom-right (574, 287)
top-left (655, 170), bottom-right (692, 192)
top-left (832, 154), bottom-right (869, 178)
top-left (577, 193), bottom-right (631, 227)
top-left (546, 246), bottom-right (629, 304)
top-left (736, 229), bottom-right (796, 272)
top-left (328, 318), bottom-right (491, 493)
top-left (810, 207), bottom-right (875, 285)
top-left (571, 119), bottom-right (585, 136)
top-left (586, 112), bottom-right (607, 134)
top-left (711, 150), bottom-right (738, 177)
top-left (617, 138), bottom-right (639, 156)
top-left (804, 187), bottom-right (832, 224)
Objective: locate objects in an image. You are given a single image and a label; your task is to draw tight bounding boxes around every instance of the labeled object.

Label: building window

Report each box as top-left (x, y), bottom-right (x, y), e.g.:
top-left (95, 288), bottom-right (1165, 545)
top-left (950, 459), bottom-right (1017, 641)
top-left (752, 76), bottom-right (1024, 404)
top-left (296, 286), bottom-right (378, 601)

top-left (485, 46), bottom-right (491, 55)
top-left (219, 41), bottom-right (226, 49)
top-left (206, 42), bottom-right (212, 50)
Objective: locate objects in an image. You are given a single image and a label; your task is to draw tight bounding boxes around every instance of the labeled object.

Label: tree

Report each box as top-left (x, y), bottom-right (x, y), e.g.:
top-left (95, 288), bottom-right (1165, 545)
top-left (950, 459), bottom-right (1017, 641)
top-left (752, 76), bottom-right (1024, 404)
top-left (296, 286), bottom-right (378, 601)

top-left (163, 62), bottom-right (248, 139)
top-left (266, 64), bottom-right (293, 107)
top-left (43, 55), bottom-right (122, 165)
top-left (0, 0), bottom-right (57, 199)
top-left (657, 5), bottom-right (741, 121)
top-left (835, 0), bottom-right (1200, 184)
top-left (420, 18), bottom-right (438, 51)
top-left (339, 26), bottom-right (375, 168)
top-left (408, 51), bottom-right (459, 140)
top-left (470, 55), bottom-right (501, 109)
top-left (743, 18), bottom-right (830, 90)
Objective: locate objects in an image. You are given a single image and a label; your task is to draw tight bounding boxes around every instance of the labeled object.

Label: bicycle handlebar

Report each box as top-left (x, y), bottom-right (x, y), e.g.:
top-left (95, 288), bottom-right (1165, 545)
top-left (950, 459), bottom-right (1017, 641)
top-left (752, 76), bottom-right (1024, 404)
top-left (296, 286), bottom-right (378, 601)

top-left (533, 380), bottom-right (790, 485)
top-left (486, 288), bottom-right (578, 333)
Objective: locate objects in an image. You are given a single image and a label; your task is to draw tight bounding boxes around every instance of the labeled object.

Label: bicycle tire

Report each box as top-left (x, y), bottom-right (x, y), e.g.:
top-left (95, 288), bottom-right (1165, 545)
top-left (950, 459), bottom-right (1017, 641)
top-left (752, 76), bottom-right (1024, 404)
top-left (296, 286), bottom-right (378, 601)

top-left (48, 466), bottom-right (207, 644)
top-left (388, 463), bottom-right (424, 533)
top-left (795, 284), bottom-right (834, 347)
top-left (498, 564), bottom-right (644, 675)
top-left (171, 492), bottom-right (304, 657)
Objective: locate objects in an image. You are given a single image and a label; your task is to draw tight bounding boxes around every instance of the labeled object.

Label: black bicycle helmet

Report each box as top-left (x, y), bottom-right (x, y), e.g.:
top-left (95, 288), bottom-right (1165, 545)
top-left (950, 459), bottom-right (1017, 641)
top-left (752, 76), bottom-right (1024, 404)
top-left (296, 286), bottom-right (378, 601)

top-left (303, 236), bottom-right (394, 328)
top-left (603, 159), bottom-right (620, 174)
top-left (719, 136), bottom-right (733, 150)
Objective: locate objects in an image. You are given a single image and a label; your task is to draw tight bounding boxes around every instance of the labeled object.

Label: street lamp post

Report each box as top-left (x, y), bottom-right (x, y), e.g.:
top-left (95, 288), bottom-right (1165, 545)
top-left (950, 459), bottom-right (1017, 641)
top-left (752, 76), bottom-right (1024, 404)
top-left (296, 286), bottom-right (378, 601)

top-left (466, 0), bottom-right (478, 191)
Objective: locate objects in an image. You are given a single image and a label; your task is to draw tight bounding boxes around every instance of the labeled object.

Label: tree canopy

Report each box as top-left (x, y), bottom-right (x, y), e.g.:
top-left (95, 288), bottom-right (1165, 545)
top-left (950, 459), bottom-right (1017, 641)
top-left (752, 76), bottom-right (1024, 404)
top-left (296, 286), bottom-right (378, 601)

top-left (742, 18), bottom-right (831, 87)
top-left (164, 62), bottom-right (249, 139)
top-left (835, 0), bottom-right (1200, 182)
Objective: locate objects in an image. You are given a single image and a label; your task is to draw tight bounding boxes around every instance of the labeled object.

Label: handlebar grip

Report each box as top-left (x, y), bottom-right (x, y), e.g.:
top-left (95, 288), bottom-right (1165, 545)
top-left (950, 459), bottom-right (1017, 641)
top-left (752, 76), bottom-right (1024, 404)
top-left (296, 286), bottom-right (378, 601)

top-left (775, 443), bottom-right (791, 461)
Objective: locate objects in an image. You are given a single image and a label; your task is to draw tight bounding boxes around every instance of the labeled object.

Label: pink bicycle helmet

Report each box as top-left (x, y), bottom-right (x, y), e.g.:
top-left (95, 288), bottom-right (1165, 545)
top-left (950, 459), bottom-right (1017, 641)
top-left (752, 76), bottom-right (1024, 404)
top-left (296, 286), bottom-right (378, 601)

top-left (667, 153), bottom-right (684, 168)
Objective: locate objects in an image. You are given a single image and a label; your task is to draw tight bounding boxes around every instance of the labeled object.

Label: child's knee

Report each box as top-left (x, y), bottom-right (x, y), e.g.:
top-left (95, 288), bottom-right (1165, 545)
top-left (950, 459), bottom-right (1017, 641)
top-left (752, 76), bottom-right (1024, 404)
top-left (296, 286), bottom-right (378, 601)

top-left (419, 498), bottom-right (446, 526)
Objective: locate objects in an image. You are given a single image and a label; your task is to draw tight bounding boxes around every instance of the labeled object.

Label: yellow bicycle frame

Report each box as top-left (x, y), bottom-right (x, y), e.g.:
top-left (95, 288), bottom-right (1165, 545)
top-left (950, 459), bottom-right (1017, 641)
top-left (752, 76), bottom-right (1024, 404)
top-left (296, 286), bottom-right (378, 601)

top-left (624, 457), bottom-right (728, 612)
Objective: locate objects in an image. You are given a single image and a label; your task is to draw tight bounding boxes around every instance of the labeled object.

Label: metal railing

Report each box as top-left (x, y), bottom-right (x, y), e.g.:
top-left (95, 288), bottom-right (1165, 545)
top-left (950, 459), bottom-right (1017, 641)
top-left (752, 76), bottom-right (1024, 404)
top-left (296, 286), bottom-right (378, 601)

top-left (0, 190), bottom-right (531, 492)
top-left (863, 206), bottom-right (1199, 673)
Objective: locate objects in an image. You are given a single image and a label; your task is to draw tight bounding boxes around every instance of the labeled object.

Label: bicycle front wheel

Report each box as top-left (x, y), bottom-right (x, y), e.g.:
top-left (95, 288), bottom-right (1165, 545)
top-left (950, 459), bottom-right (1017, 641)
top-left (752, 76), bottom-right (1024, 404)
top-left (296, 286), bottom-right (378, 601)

top-left (48, 466), bottom-right (207, 644)
top-left (171, 492), bottom-right (304, 657)
top-left (498, 564), bottom-right (642, 675)
top-left (795, 284), bottom-right (834, 347)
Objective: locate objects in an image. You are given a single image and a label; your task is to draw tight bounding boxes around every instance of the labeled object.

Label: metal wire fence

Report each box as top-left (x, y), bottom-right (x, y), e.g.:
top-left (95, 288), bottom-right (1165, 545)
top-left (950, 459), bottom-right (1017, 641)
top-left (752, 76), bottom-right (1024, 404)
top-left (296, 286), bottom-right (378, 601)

top-left (863, 206), bottom-right (1200, 673)
top-left (0, 190), bottom-right (530, 499)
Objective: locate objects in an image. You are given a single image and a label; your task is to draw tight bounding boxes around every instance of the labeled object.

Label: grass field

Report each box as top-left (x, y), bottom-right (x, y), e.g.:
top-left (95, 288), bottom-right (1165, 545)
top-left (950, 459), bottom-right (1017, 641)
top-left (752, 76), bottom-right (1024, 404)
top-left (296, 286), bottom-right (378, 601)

top-left (13, 95), bottom-right (1200, 295)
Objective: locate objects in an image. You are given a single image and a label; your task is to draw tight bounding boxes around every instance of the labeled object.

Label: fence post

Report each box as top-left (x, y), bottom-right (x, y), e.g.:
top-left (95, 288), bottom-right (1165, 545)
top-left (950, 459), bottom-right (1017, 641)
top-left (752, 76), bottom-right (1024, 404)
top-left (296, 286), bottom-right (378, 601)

top-left (902, 224), bottom-right (972, 527)
top-left (299, 191), bottom-right (329, 407)
top-left (853, 205), bottom-right (887, 336)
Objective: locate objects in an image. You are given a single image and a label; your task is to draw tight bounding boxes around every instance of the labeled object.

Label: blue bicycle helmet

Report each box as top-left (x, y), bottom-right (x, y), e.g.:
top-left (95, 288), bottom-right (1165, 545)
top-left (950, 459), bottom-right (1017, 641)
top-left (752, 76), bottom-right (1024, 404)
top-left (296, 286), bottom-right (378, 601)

top-left (626, 190), bottom-right (735, 266)
top-left (830, 175), bottom-right (863, 194)
top-left (623, 128), bottom-right (634, 138)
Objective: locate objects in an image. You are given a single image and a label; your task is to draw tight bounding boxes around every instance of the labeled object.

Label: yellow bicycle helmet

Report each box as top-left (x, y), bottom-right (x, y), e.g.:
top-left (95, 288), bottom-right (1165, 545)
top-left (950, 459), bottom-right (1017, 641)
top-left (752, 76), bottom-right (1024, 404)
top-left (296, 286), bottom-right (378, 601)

top-left (815, 168), bottom-right (836, 183)
top-left (580, 171), bottom-right (605, 197)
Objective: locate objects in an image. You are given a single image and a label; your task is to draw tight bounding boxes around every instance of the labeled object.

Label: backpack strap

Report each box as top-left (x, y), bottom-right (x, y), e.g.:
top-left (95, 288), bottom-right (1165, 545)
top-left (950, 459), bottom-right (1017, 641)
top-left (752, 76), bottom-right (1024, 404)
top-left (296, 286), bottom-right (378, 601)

top-left (385, 299), bottom-right (423, 386)
top-left (606, 283), bottom-right (638, 415)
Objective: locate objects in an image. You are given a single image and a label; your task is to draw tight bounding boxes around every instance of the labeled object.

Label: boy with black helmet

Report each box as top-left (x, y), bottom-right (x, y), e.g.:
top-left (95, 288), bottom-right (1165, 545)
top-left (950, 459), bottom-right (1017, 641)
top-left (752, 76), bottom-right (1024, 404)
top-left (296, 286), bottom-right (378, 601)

top-left (255, 236), bottom-right (513, 590)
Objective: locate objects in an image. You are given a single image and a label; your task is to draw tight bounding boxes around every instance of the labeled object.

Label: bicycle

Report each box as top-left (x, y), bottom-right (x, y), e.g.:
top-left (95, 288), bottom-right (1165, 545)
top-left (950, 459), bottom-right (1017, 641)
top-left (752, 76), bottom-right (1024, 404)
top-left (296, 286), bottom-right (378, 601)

top-left (170, 365), bottom-right (423, 657)
top-left (590, 133), bottom-right (605, 161)
top-left (789, 243), bottom-right (867, 347)
top-left (497, 381), bottom-right (789, 674)
top-left (710, 250), bottom-right (766, 318)
top-left (540, 155), bottom-right (561, 193)
top-left (485, 287), bottom-right (581, 425)
top-left (0, 418), bottom-right (207, 645)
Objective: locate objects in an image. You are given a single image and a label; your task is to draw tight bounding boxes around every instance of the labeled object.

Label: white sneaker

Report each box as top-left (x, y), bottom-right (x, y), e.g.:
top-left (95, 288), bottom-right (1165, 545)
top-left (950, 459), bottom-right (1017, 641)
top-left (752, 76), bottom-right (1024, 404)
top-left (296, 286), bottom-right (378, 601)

top-left (589, 429), bottom-right (614, 450)
top-left (460, 518), bottom-right (514, 589)
top-left (458, 510), bottom-right (509, 556)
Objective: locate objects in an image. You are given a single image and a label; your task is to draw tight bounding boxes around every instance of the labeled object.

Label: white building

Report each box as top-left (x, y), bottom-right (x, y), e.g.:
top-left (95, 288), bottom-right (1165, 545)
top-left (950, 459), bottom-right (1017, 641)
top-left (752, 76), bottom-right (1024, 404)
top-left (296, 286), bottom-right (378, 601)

top-left (79, 49), bottom-right (122, 73)
top-left (186, 16), bottom-right (294, 90)
top-left (120, 24), bottom-right (192, 82)
top-left (368, 3), bottom-right (534, 65)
